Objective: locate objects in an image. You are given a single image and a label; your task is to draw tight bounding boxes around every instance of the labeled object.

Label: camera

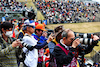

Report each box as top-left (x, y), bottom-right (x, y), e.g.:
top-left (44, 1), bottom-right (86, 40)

top-left (76, 37), bottom-right (98, 46)
top-left (23, 9), bottom-right (36, 20)
top-left (19, 39), bottom-right (34, 51)
top-left (74, 32), bottom-right (99, 46)
top-left (74, 32), bottom-right (92, 38)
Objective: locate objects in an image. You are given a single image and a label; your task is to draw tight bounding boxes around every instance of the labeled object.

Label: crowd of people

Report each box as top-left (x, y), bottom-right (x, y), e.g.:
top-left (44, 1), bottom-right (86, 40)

top-left (0, 0), bottom-right (100, 67)
top-left (0, 1), bottom-right (30, 12)
top-left (0, 18), bottom-right (99, 67)
top-left (35, 1), bottom-right (100, 24)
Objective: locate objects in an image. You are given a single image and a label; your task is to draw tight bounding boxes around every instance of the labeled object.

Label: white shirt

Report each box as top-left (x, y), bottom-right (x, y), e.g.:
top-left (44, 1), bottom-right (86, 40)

top-left (23, 33), bottom-right (38, 67)
top-left (60, 39), bottom-right (71, 50)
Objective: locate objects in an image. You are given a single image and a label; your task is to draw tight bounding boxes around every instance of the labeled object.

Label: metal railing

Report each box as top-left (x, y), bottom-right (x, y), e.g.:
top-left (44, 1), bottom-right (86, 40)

top-left (91, 49), bottom-right (100, 63)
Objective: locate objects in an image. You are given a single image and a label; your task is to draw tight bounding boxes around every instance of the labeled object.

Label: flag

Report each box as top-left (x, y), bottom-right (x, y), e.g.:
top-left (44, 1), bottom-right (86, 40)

top-left (2, 17), bottom-right (6, 22)
top-left (12, 25), bottom-right (15, 38)
top-left (12, 30), bottom-right (15, 38)
top-left (43, 20), bottom-right (47, 25)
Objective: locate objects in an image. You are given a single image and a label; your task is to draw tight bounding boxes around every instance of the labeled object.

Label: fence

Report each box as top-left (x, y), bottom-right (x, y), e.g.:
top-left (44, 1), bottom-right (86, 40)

top-left (90, 49), bottom-right (100, 63)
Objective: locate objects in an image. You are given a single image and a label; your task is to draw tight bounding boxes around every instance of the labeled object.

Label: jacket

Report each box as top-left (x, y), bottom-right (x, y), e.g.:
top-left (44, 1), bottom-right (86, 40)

top-left (48, 39), bottom-right (58, 67)
top-left (0, 36), bottom-right (20, 67)
top-left (53, 40), bottom-right (95, 67)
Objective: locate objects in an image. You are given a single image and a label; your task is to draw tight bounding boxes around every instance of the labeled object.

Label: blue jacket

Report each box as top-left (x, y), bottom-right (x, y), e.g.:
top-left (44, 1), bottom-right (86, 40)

top-left (32, 34), bottom-right (47, 49)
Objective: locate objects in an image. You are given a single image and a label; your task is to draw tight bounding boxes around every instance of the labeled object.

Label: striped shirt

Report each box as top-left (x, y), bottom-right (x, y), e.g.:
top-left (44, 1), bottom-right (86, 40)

top-left (0, 37), bottom-right (20, 67)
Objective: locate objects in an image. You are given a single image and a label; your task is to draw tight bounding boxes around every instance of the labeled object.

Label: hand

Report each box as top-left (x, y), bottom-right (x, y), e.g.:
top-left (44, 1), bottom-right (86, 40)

top-left (72, 38), bottom-right (80, 48)
top-left (12, 39), bottom-right (22, 48)
top-left (92, 35), bottom-right (99, 41)
top-left (47, 33), bottom-right (55, 43)
top-left (42, 31), bottom-right (47, 37)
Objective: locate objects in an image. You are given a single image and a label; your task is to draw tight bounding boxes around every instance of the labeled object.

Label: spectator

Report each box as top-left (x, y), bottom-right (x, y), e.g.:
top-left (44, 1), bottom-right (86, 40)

top-left (0, 22), bottom-right (22, 67)
top-left (33, 24), bottom-right (48, 67)
top-left (53, 29), bottom-right (99, 67)
top-left (17, 25), bottom-right (26, 39)
top-left (22, 23), bottom-right (53, 67)
top-left (48, 25), bottom-right (64, 67)
top-left (14, 22), bottom-right (24, 38)
top-left (35, 1), bottom-right (100, 24)
top-left (44, 48), bottom-right (50, 67)
top-left (98, 62), bottom-right (100, 67)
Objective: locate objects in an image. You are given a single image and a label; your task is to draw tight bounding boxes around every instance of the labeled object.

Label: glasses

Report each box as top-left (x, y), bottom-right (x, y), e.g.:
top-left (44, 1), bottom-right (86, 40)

top-left (28, 26), bottom-right (35, 28)
top-left (37, 29), bottom-right (43, 32)
top-left (40, 30), bottom-right (43, 32)
top-left (70, 38), bottom-right (75, 41)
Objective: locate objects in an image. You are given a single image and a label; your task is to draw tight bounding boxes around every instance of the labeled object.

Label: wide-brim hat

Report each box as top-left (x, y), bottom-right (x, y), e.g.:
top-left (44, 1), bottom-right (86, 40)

top-left (54, 25), bottom-right (64, 37)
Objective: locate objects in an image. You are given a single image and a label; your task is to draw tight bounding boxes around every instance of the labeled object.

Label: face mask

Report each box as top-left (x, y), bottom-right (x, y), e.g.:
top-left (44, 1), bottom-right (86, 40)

top-left (5, 31), bottom-right (13, 37)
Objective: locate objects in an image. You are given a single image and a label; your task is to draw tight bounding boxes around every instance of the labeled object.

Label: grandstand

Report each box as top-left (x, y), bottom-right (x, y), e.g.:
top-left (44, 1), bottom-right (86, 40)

top-left (34, 0), bottom-right (100, 24)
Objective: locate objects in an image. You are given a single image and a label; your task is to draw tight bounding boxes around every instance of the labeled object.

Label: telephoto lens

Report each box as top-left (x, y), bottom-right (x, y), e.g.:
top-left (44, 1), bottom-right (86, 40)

top-left (74, 32), bottom-right (92, 38)
top-left (19, 39), bottom-right (34, 51)
top-left (79, 38), bottom-right (98, 46)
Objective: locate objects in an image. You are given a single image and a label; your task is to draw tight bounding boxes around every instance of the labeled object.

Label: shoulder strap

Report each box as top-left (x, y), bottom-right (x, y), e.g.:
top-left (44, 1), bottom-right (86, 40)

top-left (56, 44), bottom-right (69, 55)
top-left (0, 37), bottom-right (3, 43)
top-left (0, 37), bottom-right (6, 49)
top-left (52, 39), bottom-right (58, 45)
top-left (51, 41), bottom-right (56, 45)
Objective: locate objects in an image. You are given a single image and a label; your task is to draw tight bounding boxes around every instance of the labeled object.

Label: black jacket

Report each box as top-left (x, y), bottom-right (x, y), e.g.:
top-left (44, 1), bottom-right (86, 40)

top-left (53, 43), bottom-right (95, 67)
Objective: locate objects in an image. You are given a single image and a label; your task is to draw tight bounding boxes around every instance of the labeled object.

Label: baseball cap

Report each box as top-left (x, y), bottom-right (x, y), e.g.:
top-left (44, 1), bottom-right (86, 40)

top-left (22, 23), bottom-right (35, 31)
top-left (35, 24), bottom-right (46, 31)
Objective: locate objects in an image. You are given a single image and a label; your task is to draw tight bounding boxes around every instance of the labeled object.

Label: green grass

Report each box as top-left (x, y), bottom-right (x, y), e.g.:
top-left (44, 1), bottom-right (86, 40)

top-left (46, 22), bottom-right (100, 57)
top-left (46, 22), bottom-right (100, 33)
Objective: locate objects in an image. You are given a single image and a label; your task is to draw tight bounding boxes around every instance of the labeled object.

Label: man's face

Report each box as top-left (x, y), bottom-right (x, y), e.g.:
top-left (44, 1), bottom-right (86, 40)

top-left (64, 31), bottom-right (75, 46)
top-left (2, 28), bottom-right (13, 37)
top-left (5, 28), bottom-right (12, 31)
top-left (36, 29), bottom-right (43, 37)
top-left (27, 26), bottom-right (35, 34)
top-left (2, 28), bottom-right (12, 33)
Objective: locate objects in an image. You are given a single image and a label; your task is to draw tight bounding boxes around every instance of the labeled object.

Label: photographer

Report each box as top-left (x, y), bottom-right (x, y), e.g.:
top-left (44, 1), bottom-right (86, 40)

top-left (0, 22), bottom-right (22, 67)
top-left (22, 24), bottom-right (53, 67)
top-left (48, 25), bottom-right (64, 67)
top-left (53, 29), bottom-right (99, 67)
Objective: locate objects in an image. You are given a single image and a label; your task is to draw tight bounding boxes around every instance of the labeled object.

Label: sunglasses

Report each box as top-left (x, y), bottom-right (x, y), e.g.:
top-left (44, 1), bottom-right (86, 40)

top-left (28, 26), bottom-right (35, 28)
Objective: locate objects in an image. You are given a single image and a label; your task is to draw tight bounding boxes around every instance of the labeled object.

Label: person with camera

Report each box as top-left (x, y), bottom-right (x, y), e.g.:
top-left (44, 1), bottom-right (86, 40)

top-left (48, 25), bottom-right (64, 67)
top-left (53, 29), bottom-right (99, 67)
top-left (32, 24), bottom-right (51, 67)
top-left (0, 22), bottom-right (22, 67)
top-left (22, 23), bottom-right (53, 67)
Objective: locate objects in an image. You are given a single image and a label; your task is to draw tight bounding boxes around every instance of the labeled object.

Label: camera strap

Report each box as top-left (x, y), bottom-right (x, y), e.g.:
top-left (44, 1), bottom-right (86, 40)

top-left (56, 43), bottom-right (77, 67)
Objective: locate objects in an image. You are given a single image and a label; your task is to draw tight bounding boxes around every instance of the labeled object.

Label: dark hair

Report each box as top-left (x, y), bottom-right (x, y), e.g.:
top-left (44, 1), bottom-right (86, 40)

top-left (35, 29), bottom-right (43, 34)
top-left (1, 22), bottom-right (13, 30)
